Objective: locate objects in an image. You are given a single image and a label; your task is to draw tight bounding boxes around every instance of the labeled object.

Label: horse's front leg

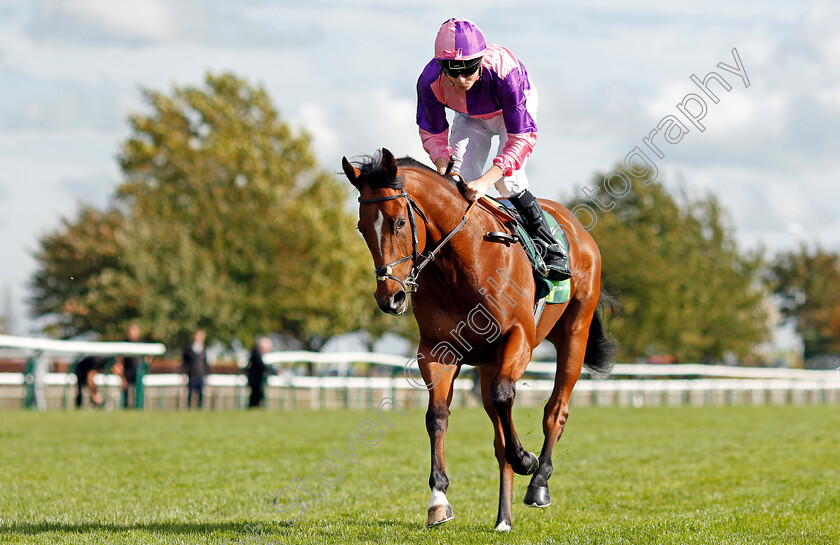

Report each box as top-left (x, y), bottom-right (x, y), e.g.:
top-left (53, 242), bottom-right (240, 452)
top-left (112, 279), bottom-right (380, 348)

top-left (418, 348), bottom-right (459, 527)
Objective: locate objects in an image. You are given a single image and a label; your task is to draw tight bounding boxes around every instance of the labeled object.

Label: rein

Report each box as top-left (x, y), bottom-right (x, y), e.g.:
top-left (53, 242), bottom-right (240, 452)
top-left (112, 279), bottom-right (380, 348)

top-left (358, 188), bottom-right (477, 293)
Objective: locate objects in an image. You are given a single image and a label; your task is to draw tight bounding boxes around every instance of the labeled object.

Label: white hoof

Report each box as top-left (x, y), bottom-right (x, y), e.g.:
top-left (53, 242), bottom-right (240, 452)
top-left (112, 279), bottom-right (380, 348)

top-left (495, 520), bottom-right (511, 532)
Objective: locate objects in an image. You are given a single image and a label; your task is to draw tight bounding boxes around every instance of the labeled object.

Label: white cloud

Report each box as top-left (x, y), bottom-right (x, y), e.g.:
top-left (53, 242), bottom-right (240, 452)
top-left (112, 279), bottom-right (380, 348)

top-left (26, 0), bottom-right (181, 45)
top-left (0, 77), bottom-right (126, 132)
top-left (816, 86), bottom-right (840, 114)
top-left (59, 172), bottom-right (117, 207)
top-left (294, 103), bottom-right (341, 162)
top-left (800, 0), bottom-right (840, 69)
top-left (299, 89), bottom-right (428, 173)
top-left (23, 0), bottom-right (315, 48)
top-left (66, 0), bottom-right (176, 41)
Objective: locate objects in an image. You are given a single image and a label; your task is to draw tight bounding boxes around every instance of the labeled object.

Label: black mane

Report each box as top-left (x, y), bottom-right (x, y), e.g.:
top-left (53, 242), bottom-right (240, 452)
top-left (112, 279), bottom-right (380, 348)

top-left (351, 152), bottom-right (437, 190)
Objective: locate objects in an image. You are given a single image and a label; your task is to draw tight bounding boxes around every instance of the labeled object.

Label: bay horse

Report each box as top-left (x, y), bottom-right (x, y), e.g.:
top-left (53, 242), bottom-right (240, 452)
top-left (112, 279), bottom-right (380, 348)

top-left (342, 148), bottom-right (616, 532)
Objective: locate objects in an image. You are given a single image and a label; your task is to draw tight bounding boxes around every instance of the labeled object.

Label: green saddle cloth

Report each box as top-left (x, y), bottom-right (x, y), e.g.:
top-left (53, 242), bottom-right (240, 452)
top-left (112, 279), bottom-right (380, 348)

top-left (509, 211), bottom-right (571, 305)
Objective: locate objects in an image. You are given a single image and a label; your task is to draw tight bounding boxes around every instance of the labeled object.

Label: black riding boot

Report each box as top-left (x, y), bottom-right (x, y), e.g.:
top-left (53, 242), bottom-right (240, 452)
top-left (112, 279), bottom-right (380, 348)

top-left (509, 190), bottom-right (572, 281)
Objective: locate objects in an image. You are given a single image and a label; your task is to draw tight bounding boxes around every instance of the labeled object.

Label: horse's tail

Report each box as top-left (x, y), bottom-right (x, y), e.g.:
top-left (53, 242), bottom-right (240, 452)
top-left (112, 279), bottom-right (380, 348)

top-left (583, 290), bottom-right (619, 376)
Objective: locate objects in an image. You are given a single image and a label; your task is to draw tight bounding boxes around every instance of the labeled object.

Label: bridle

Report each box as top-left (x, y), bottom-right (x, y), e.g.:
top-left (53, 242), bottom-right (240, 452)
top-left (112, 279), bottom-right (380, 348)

top-left (358, 187), bottom-right (477, 293)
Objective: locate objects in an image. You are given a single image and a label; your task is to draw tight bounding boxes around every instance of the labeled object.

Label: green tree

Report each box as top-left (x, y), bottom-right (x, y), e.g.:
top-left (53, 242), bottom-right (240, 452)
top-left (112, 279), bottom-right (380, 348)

top-left (30, 72), bottom-right (412, 350)
top-left (766, 245), bottom-right (840, 360)
top-left (30, 206), bottom-right (130, 338)
top-left (568, 166), bottom-right (770, 362)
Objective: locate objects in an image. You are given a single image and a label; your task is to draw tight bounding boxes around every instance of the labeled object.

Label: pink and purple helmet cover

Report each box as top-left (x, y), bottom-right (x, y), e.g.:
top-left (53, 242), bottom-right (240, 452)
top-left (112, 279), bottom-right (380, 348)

top-left (434, 18), bottom-right (487, 60)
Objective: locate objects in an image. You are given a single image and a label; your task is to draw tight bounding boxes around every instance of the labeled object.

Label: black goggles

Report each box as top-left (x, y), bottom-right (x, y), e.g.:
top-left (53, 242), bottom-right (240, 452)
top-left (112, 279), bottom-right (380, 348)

top-left (438, 59), bottom-right (482, 79)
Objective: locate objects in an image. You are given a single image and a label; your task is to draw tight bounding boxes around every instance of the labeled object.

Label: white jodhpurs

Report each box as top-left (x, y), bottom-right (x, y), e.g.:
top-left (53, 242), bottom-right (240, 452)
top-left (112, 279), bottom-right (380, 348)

top-left (448, 87), bottom-right (538, 198)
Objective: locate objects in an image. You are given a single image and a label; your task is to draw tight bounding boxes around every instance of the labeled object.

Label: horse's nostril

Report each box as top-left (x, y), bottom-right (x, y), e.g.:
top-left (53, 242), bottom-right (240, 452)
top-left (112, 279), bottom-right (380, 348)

top-left (393, 290), bottom-right (407, 308)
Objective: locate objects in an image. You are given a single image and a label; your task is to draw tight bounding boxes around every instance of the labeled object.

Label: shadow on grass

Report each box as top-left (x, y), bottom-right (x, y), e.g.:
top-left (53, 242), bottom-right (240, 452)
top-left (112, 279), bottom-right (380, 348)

top-left (284, 518), bottom-right (503, 544)
top-left (0, 521), bottom-right (256, 535)
top-left (1, 518), bottom-right (497, 540)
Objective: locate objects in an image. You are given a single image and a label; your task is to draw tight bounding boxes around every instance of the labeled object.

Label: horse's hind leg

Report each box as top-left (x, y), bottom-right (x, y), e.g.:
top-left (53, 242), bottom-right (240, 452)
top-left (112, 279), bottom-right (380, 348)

top-left (525, 301), bottom-right (593, 507)
top-left (478, 366), bottom-right (515, 532)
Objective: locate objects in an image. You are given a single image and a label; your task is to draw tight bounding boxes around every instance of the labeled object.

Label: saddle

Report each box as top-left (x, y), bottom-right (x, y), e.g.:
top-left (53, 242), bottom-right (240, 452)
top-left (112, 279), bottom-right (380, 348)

top-left (479, 197), bottom-right (571, 306)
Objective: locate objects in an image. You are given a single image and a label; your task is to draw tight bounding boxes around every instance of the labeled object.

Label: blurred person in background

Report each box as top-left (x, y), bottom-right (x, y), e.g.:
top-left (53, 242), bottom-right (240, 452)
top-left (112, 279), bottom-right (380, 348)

top-left (74, 355), bottom-right (112, 408)
top-left (181, 329), bottom-right (209, 409)
top-left (245, 336), bottom-right (274, 408)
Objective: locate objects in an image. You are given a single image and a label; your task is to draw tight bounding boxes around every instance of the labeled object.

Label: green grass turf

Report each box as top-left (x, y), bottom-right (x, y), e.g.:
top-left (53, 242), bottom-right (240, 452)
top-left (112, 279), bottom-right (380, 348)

top-left (1, 404), bottom-right (838, 544)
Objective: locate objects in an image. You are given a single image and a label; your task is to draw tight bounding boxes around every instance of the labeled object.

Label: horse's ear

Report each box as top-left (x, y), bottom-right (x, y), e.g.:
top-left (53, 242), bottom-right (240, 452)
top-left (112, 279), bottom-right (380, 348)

top-left (381, 148), bottom-right (398, 178)
top-left (342, 157), bottom-right (361, 188)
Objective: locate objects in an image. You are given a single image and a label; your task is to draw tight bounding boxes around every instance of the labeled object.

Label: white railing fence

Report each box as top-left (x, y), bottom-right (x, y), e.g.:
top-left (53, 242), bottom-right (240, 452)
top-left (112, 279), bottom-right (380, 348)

top-left (1, 348), bottom-right (838, 410)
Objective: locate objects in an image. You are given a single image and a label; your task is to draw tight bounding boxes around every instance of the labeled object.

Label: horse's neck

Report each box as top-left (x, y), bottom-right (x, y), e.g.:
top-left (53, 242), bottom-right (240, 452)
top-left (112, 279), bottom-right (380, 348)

top-left (404, 169), bottom-right (499, 289)
top-left (405, 170), bottom-right (473, 241)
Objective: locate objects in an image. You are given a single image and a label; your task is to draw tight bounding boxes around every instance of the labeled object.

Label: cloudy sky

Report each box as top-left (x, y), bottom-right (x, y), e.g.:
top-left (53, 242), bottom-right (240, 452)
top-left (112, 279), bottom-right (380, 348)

top-left (1, 0), bottom-right (838, 334)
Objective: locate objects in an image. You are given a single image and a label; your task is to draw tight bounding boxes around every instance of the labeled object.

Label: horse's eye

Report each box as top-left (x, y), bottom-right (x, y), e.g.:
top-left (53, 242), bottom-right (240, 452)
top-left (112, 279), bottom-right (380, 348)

top-left (396, 218), bottom-right (407, 230)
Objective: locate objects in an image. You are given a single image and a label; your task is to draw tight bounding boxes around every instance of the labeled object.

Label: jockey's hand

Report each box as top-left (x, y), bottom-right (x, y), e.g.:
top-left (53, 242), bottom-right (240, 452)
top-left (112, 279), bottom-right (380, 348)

top-left (464, 165), bottom-right (504, 202)
top-left (434, 157), bottom-right (449, 175)
top-left (464, 178), bottom-right (494, 202)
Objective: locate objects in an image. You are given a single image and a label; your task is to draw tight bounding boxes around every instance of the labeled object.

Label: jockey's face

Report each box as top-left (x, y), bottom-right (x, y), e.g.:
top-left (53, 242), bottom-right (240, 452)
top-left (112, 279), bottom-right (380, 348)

top-left (446, 68), bottom-right (480, 91)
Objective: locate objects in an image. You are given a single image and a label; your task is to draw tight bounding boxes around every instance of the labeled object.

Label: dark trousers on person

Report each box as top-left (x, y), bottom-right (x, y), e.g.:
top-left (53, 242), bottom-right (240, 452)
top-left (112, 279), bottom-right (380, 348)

top-left (248, 378), bottom-right (264, 408)
top-left (187, 377), bottom-right (204, 409)
top-left (75, 371), bottom-right (85, 408)
top-left (123, 380), bottom-right (136, 409)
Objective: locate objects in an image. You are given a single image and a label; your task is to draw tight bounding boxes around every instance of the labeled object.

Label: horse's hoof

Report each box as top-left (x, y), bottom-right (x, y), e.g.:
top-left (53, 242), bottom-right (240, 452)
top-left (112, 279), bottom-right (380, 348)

top-left (511, 451), bottom-right (540, 475)
top-left (427, 504), bottom-right (454, 527)
top-left (524, 484), bottom-right (551, 507)
top-left (495, 520), bottom-right (512, 532)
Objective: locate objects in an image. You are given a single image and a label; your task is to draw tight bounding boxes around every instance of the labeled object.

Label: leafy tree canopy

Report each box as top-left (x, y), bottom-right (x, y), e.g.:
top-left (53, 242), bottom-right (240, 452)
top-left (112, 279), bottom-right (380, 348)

top-left (30, 73), bottom-right (417, 350)
top-left (766, 245), bottom-right (840, 360)
top-left (568, 166), bottom-right (770, 362)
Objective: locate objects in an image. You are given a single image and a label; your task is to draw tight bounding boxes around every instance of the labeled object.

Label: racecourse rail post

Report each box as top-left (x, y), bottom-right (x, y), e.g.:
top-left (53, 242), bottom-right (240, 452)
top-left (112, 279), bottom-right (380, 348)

top-left (23, 356), bottom-right (36, 409)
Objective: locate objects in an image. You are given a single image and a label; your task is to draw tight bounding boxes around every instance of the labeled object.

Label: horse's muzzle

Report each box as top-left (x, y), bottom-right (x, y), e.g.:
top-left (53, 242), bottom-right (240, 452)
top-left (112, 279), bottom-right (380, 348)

top-left (376, 290), bottom-right (407, 315)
